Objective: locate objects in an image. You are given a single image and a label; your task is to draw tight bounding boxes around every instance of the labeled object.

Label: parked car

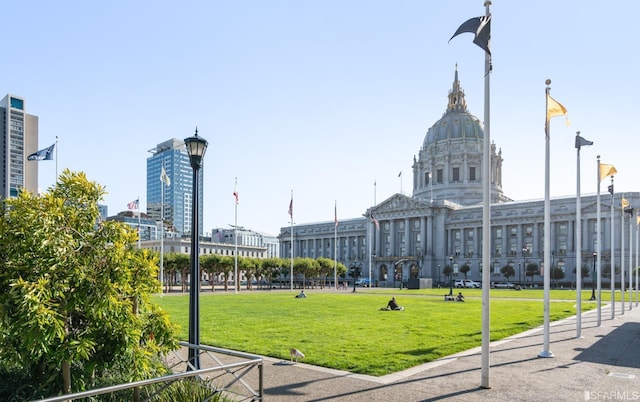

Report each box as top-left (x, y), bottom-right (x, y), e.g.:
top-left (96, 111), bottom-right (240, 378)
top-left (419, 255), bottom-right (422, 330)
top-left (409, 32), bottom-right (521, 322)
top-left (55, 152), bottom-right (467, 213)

top-left (492, 282), bottom-right (515, 289)
top-left (355, 278), bottom-right (371, 287)
top-left (454, 279), bottom-right (480, 288)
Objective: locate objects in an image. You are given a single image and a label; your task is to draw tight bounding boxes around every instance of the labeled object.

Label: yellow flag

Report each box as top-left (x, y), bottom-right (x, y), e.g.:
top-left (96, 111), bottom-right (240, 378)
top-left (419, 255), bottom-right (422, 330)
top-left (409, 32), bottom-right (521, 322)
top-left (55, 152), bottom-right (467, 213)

top-left (547, 94), bottom-right (570, 126)
top-left (637, 215), bottom-right (640, 225)
top-left (622, 197), bottom-right (629, 208)
top-left (599, 163), bottom-right (617, 183)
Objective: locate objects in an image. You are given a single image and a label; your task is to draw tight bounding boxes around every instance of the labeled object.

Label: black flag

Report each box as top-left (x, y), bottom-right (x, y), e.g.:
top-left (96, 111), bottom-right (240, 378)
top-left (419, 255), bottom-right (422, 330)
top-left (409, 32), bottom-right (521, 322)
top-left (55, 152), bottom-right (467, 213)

top-left (608, 185), bottom-right (614, 195)
top-left (450, 15), bottom-right (491, 55)
top-left (575, 134), bottom-right (594, 149)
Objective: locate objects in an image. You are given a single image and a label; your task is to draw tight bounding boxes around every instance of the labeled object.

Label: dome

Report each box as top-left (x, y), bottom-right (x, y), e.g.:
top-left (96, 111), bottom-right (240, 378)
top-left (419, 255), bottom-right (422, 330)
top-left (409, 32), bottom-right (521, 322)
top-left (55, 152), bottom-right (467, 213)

top-left (423, 68), bottom-right (483, 148)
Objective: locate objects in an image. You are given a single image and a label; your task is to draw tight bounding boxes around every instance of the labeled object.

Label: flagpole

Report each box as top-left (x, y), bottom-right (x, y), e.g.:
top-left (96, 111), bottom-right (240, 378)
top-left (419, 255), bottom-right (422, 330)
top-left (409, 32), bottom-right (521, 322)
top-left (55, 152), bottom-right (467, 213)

top-left (610, 176), bottom-right (616, 319)
top-left (628, 203), bottom-right (633, 311)
top-left (160, 165), bottom-right (165, 294)
top-left (368, 210), bottom-right (372, 290)
top-left (55, 136), bottom-right (58, 179)
top-left (234, 177), bottom-right (238, 294)
top-left (290, 190), bottom-right (294, 292)
top-left (575, 132), bottom-right (583, 338)
top-left (539, 80), bottom-right (554, 358)
top-left (137, 196), bottom-right (141, 249)
top-left (479, 0), bottom-right (492, 388)
top-left (597, 156), bottom-right (602, 326)
top-left (621, 194), bottom-right (625, 315)
top-left (334, 200), bottom-right (338, 291)
top-left (636, 210), bottom-right (640, 307)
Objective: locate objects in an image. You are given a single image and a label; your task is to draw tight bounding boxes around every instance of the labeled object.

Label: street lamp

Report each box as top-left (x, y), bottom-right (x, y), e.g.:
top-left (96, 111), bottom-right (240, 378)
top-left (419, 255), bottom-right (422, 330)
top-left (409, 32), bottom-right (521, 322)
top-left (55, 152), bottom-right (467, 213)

top-left (351, 263), bottom-right (360, 293)
top-left (590, 252), bottom-right (597, 300)
top-left (449, 256), bottom-right (454, 296)
top-left (185, 128), bottom-right (208, 371)
top-left (522, 246), bottom-right (527, 287)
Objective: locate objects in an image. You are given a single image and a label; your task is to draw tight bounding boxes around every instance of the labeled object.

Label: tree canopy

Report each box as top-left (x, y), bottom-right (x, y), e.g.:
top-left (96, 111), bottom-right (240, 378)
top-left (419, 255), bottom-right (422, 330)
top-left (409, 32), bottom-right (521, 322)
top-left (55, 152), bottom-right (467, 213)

top-left (0, 170), bottom-right (178, 399)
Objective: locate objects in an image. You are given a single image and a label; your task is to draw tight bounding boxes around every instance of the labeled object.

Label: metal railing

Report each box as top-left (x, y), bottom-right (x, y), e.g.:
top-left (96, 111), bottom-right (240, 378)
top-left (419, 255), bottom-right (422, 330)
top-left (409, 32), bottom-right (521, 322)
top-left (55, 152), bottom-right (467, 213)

top-left (34, 342), bottom-right (263, 402)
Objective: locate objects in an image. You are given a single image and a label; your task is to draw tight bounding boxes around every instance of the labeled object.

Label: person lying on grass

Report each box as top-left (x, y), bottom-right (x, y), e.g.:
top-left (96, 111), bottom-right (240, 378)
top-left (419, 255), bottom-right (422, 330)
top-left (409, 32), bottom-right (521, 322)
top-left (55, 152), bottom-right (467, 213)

top-left (381, 296), bottom-right (404, 311)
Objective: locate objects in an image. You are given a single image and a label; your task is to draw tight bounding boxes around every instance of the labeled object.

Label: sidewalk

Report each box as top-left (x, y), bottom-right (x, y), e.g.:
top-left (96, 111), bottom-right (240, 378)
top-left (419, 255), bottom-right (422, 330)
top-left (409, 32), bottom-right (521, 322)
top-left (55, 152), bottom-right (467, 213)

top-left (255, 303), bottom-right (640, 401)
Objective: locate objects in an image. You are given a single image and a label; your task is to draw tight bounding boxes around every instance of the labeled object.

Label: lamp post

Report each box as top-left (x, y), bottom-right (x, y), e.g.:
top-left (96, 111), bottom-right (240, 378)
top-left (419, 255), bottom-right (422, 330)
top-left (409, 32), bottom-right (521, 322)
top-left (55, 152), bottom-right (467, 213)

top-left (590, 252), bottom-right (597, 300)
top-left (522, 246), bottom-right (527, 287)
top-left (351, 262), bottom-right (359, 293)
top-left (518, 263), bottom-right (522, 286)
top-left (184, 128), bottom-right (208, 371)
top-left (449, 256), bottom-right (454, 296)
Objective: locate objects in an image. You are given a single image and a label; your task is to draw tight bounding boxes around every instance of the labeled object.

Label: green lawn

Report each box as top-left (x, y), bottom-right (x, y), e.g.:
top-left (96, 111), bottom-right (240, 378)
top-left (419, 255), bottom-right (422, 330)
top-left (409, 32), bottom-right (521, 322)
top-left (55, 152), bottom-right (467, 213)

top-left (155, 289), bottom-right (600, 376)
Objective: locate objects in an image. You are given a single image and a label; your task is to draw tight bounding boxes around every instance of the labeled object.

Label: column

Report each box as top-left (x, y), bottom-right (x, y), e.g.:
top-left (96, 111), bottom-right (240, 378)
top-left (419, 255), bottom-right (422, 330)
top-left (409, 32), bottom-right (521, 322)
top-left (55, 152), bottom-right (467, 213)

top-left (405, 218), bottom-right (411, 256)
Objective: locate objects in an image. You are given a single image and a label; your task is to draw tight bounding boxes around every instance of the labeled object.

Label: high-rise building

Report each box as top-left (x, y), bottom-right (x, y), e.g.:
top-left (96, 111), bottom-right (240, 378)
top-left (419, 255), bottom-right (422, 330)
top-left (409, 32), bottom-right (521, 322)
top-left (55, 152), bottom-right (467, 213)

top-left (0, 94), bottom-right (39, 198)
top-left (147, 138), bottom-right (204, 236)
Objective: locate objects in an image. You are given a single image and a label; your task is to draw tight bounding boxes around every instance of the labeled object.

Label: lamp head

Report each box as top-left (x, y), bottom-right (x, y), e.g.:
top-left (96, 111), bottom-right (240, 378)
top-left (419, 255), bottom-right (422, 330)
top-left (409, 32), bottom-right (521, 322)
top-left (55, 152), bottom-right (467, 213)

top-left (184, 127), bottom-right (208, 169)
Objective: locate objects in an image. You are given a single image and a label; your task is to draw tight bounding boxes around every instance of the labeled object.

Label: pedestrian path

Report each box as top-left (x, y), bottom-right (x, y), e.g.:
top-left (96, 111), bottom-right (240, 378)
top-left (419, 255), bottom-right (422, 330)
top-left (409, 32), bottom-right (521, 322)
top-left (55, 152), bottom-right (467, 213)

top-left (256, 303), bottom-right (640, 401)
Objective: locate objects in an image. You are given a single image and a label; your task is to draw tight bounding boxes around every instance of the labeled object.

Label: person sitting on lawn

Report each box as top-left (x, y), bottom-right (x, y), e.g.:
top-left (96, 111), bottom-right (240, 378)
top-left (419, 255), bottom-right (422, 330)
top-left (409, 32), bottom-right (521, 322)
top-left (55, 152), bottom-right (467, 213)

top-left (385, 296), bottom-right (404, 311)
top-left (456, 292), bottom-right (465, 302)
top-left (295, 290), bottom-right (307, 298)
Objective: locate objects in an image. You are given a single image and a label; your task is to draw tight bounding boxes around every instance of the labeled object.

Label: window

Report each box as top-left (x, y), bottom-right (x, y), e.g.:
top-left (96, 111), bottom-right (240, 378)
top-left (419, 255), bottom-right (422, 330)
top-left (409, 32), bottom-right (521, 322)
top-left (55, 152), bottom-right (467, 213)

top-left (558, 223), bottom-right (567, 235)
top-left (454, 230), bottom-right (461, 240)
top-left (469, 167), bottom-right (476, 181)
top-left (452, 167), bottom-right (460, 182)
top-left (437, 169), bottom-right (443, 183)
top-left (525, 225), bottom-right (533, 236)
top-left (425, 172), bottom-right (430, 185)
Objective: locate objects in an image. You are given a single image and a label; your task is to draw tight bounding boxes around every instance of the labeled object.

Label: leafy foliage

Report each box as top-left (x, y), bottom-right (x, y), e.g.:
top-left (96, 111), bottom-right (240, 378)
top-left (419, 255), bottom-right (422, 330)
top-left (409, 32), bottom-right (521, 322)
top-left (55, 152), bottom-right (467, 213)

top-left (0, 170), bottom-right (178, 399)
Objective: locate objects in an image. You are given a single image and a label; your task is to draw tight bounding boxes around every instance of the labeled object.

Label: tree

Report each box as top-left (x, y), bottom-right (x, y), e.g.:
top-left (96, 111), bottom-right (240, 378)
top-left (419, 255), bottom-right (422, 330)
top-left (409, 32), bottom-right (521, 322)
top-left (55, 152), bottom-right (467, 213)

top-left (500, 264), bottom-right (515, 282)
top-left (164, 252), bottom-right (190, 292)
top-left (550, 267), bottom-right (565, 288)
top-left (459, 263), bottom-right (471, 279)
top-left (442, 265), bottom-right (453, 286)
top-left (0, 170), bottom-right (178, 399)
top-left (200, 254), bottom-right (223, 291)
top-left (316, 257), bottom-right (336, 288)
top-left (525, 263), bottom-right (539, 287)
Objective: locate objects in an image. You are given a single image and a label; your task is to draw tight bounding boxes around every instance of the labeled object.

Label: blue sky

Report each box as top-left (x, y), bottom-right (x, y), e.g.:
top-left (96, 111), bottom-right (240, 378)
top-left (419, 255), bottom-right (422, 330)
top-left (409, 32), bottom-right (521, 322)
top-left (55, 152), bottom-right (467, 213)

top-left (5, 1), bottom-right (639, 236)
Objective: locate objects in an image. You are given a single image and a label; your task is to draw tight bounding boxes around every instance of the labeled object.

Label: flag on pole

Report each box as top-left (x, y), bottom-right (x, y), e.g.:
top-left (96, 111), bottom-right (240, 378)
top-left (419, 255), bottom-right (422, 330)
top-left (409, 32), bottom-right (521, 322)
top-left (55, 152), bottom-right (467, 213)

top-left (637, 215), bottom-right (640, 225)
top-left (127, 199), bottom-right (139, 210)
top-left (27, 143), bottom-right (55, 161)
top-left (370, 213), bottom-right (380, 231)
top-left (575, 134), bottom-right (593, 149)
top-left (546, 94), bottom-right (570, 126)
top-left (288, 197), bottom-right (293, 218)
top-left (622, 197), bottom-right (630, 209)
top-left (450, 15), bottom-right (491, 55)
top-left (599, 163), bottom-right (617, 183)
top-left (233, 181), bottom-right (239, 204)
top-left (398, 171), bottom-right (402, 178)
top-left (160, 166), bottom-right (171, 186)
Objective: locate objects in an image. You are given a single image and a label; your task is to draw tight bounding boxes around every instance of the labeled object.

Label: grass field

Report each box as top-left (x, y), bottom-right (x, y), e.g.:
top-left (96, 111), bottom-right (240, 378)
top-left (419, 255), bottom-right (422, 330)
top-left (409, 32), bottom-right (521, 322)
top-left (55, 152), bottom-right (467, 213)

top-left (154, 288), bottom-right (607, 376)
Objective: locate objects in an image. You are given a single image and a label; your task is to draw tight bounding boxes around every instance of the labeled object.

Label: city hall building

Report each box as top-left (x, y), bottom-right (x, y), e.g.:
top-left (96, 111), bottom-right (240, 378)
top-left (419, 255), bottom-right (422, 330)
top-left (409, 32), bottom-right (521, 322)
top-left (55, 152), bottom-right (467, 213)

top-left (279, 69), bottom-right (638, 288)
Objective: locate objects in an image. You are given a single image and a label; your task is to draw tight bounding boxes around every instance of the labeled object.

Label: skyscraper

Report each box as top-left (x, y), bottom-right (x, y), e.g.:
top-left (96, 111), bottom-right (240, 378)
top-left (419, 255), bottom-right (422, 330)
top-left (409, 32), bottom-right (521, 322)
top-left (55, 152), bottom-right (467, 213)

top-left (147, 138), bottom-right (204, 236)
top-left (0, 94), bottom-right (39, 199)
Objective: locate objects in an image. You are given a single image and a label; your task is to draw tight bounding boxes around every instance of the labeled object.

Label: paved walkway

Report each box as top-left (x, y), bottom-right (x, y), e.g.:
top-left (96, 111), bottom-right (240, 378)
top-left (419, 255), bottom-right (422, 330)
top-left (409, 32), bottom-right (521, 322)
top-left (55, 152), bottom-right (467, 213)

top-left (253, 302), bottom-right (640, 401)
